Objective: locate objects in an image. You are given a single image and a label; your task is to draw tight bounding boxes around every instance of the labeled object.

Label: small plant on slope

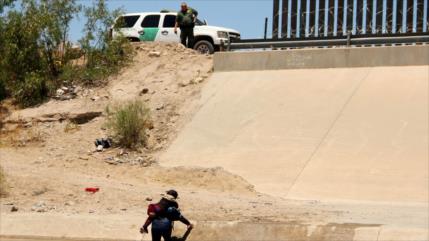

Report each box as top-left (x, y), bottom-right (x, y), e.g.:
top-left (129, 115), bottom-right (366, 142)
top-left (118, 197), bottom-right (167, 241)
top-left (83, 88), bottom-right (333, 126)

top-left (106, 100), bottom-right (152, 149)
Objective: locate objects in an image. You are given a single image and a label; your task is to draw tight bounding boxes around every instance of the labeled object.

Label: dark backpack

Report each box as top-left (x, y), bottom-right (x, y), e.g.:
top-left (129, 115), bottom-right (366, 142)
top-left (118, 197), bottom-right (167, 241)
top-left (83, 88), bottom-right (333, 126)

top-left (166, 206), bottom-right (182, 221)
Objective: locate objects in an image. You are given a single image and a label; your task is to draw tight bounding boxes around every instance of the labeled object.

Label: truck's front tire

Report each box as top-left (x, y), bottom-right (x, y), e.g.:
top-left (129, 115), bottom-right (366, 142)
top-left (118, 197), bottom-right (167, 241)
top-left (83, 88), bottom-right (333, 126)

top-left (193, 40), bottom-right (215, 54)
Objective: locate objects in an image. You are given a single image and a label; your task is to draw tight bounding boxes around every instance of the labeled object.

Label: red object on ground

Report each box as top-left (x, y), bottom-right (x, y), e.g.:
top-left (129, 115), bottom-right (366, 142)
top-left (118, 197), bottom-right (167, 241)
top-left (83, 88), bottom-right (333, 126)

top-left (85, 187), bottom-right (100, 193)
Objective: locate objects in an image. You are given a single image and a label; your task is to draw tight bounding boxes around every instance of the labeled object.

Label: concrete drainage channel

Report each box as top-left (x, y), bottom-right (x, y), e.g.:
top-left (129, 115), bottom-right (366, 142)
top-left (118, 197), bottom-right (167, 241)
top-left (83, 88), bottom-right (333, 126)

top-left (0, 221), bottom-right (383, 241)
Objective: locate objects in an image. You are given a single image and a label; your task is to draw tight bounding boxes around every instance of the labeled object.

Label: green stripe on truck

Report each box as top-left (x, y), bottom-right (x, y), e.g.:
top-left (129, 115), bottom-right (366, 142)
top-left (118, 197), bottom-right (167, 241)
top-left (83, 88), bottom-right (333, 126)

top-left (139, 28), bottom-right (159, 41)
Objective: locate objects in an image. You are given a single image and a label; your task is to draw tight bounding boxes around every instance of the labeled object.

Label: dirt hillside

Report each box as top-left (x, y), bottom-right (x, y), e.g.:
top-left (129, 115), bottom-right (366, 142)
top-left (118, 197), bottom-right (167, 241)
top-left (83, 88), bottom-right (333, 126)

top-left (0, 42), bottom-right (271, 223)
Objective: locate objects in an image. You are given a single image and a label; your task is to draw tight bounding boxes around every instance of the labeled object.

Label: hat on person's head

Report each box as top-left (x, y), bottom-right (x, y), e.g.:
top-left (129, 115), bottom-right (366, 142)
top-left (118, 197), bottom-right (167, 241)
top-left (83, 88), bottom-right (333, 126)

top-left (166, 189), bottom-right (178, 199)
top-left (161, 189), bottom-right (178, 201)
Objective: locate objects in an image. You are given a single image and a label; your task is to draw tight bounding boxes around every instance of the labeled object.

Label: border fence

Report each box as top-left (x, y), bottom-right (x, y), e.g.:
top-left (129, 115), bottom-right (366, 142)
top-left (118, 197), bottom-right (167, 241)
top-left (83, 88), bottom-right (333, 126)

top-left (228, 0), bottom-right (429, 50)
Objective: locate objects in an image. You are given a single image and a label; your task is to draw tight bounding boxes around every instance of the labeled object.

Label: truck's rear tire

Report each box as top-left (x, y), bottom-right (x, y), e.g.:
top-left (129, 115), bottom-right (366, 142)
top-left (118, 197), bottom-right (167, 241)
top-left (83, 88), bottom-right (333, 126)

top-left (193, 40), bottom-right (215, 54)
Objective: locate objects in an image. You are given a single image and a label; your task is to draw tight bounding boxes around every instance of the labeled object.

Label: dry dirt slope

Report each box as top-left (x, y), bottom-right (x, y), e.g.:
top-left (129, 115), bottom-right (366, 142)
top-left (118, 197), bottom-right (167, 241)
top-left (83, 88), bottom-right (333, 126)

top-left (0, 43), bottom-right (264, 222)
top-left (2, 42), bottom-right (214, 153)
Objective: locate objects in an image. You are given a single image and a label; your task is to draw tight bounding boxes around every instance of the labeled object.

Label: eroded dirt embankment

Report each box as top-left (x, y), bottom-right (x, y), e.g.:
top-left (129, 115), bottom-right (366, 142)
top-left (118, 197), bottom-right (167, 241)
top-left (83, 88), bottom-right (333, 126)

top-left (0, 42), bottom-right (264, 219)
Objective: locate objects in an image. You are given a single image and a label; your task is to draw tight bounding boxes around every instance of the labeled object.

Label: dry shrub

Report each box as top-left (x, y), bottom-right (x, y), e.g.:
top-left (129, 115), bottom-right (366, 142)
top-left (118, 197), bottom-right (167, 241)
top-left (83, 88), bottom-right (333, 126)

top-left (64, 121), bottom-right (80, 133)
top-left (1, 124), bottom-right (44, 147)
top-left (0, 166), bottom-right (7, 197)
top-left (106, 100), bottom-right (151, 149)
top-left (12, 128), bottom-right (43, 147)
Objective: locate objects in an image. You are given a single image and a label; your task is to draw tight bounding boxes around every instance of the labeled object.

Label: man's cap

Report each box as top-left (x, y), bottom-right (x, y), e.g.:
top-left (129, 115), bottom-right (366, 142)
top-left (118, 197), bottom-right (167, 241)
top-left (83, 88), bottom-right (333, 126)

top-left (166, 189), bottom-right (178, 199)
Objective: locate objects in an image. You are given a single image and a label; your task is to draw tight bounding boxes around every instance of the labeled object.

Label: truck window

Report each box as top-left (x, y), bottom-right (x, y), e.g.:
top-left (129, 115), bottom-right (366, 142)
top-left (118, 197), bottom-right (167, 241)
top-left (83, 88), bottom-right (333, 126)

top-left (141, 15), bottom-right (160, 28)
top-left (195, 18), bottom-right (206, 26)
top-left (163, 15), bottom-right (176, 28)
top-left (115, 15), bottom-right (140, 28)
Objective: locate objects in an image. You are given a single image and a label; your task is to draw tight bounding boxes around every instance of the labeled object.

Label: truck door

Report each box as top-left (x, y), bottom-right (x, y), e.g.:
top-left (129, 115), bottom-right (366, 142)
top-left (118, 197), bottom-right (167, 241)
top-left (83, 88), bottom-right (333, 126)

top-left (113, 15), bottom-right (141, 40)
top-left (139, 14), bottom-right (161, 42)
top-left (157, 14), bottom-right (181, 43)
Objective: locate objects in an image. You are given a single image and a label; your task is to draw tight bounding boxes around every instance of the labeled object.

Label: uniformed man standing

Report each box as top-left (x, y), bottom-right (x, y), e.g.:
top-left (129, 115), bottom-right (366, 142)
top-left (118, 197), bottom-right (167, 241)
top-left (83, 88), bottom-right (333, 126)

top-left (174, 2), bottom-right (198, 48)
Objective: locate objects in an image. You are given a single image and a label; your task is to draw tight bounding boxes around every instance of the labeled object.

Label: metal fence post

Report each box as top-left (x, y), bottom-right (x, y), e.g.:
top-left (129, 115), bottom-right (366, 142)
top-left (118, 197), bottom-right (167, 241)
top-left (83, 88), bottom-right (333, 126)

top-left (402, 0), bottom-right (407, 33)
top-left (352, 0), bottom-right (358, 35)
top-left (362, 0), bottom-right (368, 34)
top-left (424, 0), bottom-right (428, 32)
top-left (382, 0), bottom-right (387, 34)
top-left (343, 0), bottom-right (348, 35)
top-left (305, 0), bottom-right (310, 37)
top-left (297, 0), bottom-right (302, 38)
top-left (372, 0), bottom-right (377, 34)
top-left (315, 0), bottom-right (320, 37)
top-left (324, 0), bottom-right (329, 37)
top-left (287, 0), bottom-right (292, 38)
top-left (413, 0), bottom-right (418, 33)
top-left (273, 0), bottom-right (280, 38)
top-left (264, 17), bottom-right (268, 40)
top-left (392, 0), bottom-right (398, 33)
top-left (333, 0), bottom-right (339, 36)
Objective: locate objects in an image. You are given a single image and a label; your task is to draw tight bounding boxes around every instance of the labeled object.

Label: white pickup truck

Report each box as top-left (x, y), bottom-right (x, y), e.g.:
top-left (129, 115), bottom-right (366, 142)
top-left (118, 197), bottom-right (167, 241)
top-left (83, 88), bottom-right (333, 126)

top-left (111, 11), bottom-right (241, 54)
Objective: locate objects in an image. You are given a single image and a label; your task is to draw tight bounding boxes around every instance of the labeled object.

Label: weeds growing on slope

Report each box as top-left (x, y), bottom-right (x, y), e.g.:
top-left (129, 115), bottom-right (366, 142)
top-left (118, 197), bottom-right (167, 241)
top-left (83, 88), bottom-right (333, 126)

top-left (106, 100), bottom-right (152, 149)
top-left (0, 166), bottom-right (8, 197)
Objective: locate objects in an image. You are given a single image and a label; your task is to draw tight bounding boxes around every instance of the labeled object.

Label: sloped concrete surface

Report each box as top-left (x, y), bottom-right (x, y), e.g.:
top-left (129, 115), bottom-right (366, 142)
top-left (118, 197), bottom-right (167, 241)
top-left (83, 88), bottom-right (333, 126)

top-left (161, 66), bottom-right (428, 203)
top-left (159, 64), bottom-right (429, 239)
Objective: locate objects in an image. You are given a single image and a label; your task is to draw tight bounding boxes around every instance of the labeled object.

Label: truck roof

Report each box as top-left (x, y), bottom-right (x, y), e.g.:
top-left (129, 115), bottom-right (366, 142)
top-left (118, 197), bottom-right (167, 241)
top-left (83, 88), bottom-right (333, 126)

top-left (122, 11), bottom-right (177, 16)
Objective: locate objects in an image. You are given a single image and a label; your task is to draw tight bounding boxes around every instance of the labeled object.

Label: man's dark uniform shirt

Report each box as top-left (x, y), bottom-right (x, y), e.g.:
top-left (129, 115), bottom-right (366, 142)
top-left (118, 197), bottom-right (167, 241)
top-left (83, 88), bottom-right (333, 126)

top-left (176, 8), bottom-right (198, 47)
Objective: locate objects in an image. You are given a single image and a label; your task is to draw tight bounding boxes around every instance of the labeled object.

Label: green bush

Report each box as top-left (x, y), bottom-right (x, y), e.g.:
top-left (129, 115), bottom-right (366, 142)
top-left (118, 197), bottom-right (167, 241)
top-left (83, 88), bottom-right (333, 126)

top-left (106, 100), bottom-right (151, 149)
top-left (0, 0), bottom-right (131, 106)
top-left (13, 72), bottom-right (48, 107)
top-left (0, 0), bottom-right (78, 106)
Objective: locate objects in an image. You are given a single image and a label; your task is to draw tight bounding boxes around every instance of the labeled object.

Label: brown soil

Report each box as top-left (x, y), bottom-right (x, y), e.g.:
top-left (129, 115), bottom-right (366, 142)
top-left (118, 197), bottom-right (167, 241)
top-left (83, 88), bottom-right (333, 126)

top-left (0, 42), bottom-right (268, 221)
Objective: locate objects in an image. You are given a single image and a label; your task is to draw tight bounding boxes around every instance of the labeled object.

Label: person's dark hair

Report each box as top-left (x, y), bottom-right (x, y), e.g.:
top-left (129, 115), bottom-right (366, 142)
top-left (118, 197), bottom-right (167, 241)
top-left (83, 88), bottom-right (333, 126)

top-left (166, 189), bottom-right (178, 199)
